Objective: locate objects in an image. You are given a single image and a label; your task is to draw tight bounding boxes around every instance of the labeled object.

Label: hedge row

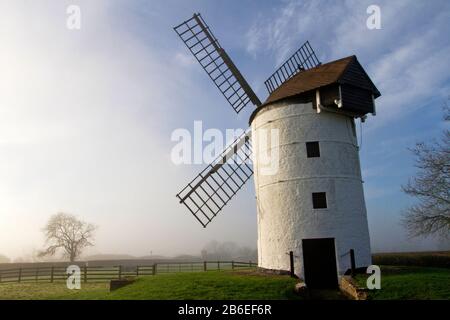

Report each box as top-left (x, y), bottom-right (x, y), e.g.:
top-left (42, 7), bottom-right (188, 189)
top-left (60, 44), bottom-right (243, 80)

top-left (372, 252), bottom-right (450, 269)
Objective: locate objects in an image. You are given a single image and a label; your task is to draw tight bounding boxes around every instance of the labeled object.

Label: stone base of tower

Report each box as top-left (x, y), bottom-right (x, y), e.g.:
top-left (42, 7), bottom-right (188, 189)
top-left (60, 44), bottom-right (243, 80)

top-left (256, 267), bottom-right (292, 277)
top-left (258, 239), bottom-right (372, 279)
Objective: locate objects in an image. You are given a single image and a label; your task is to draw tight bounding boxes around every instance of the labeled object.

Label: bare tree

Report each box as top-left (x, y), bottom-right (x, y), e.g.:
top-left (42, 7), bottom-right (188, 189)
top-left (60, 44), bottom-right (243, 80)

top-left (39, 212), bottom-right (96, 262)
top-left (402, 103), bottom-right (450, 238)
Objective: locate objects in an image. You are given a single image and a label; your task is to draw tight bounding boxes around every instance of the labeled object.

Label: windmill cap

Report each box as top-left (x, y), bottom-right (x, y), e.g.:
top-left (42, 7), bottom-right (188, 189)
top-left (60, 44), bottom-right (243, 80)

top-left (249, 55), bottom-right (381, 124)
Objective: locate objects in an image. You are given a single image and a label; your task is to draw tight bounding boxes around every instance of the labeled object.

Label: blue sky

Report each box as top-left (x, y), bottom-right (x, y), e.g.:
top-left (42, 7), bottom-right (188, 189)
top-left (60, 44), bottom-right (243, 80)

top-left (0, 0), bottom-right (449, 260)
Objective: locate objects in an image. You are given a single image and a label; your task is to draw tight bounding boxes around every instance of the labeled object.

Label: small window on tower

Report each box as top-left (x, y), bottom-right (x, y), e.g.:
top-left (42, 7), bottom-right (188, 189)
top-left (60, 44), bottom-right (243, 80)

top-left (312, 192), bottom-right (327, 209)
top-left (306, 142), bottom-right (320, 158)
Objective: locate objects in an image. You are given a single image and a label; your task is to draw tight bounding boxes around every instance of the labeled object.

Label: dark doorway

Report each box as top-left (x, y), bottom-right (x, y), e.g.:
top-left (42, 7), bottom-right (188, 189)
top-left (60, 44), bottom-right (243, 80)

top-left (302, 238), bottom-right (338, 289)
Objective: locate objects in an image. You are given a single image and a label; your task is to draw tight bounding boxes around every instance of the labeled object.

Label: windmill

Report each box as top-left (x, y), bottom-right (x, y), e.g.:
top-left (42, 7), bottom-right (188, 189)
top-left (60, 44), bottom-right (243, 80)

top-left (174, 13), bottom-right (381, 286)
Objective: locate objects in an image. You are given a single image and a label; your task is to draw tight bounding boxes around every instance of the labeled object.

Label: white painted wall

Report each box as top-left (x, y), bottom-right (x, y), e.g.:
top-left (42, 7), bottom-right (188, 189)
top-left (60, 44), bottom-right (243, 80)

top-left (251, 100), bottom-right (372, 278)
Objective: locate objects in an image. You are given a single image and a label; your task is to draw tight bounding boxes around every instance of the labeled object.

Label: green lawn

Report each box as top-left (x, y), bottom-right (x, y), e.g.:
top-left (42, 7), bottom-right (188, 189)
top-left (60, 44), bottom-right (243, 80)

top-left (354, 266), bottom-right (450, 300)
top-left (0, 281), bottom-right (110, 300)
top-left (1, 267), bottom-right (448, 300)
top-left (0, 271), bottom-right (300, 300)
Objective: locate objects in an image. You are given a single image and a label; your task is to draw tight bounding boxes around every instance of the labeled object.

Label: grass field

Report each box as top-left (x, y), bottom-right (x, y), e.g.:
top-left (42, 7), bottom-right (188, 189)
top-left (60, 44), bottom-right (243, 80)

top-left (355, 266), bottom-right (450, 300)
top-left (0, 271), bottom-right (300, 300)
top-left (1, 266), bottom-right (449, 300)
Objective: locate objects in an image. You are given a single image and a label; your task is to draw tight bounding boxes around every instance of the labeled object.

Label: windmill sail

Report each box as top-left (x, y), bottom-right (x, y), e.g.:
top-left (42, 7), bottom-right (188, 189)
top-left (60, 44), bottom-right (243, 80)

top-left (174, 13), bottom-right (261, 113)
top-left (264, 41), bottom-right (321, 94)
top-left (176, 130), bottom-right (253, 227)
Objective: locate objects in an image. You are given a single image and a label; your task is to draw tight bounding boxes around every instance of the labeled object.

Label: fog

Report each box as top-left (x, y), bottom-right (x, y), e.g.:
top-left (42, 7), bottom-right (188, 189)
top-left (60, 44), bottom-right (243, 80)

top-left (1, 1), bottom-right (449, 262)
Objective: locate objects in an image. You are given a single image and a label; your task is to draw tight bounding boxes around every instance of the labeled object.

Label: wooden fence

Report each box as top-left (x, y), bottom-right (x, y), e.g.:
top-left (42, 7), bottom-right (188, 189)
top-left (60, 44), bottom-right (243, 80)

top-left (0, 261), bottom-right (257, 284)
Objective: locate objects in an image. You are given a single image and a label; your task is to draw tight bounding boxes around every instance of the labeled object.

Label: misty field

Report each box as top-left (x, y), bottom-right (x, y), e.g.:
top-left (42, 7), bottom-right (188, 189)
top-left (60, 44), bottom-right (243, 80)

top-left (0, 271), bottom-right (300, 300)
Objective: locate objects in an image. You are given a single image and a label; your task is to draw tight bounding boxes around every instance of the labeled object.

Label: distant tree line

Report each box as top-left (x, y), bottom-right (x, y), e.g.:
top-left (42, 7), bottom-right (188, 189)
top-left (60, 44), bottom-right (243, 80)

top-left (0, 254), bottom-right (10, 264)
top-left (201, 241), bottom-right (257, 261)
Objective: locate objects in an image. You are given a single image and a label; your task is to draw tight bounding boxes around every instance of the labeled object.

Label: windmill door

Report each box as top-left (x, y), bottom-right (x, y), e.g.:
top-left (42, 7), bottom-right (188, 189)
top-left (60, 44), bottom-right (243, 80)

top-left (302, 238), bottom-right (338, 289)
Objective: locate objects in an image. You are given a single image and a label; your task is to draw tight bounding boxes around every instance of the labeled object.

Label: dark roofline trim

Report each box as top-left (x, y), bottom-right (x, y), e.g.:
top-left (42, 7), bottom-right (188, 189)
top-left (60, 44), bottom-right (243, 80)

top-left (261, 55), bottom-right (381, 108)
top-left (249, 84), bottom-right (377, 125)
top-left (264, 55), bottom-right (355, 100)
top-left (338, 57), bottom-right (381, 98)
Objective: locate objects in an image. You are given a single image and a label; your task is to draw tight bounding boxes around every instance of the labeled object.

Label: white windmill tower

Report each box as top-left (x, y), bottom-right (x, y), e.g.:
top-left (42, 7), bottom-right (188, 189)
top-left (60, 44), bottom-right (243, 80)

top-left (174, 13), bottom-right (380, 289)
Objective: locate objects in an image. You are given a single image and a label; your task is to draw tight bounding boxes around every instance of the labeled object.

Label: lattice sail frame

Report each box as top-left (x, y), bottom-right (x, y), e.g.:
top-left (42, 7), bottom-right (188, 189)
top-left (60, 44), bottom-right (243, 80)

top-left (176, 130), bottom-right (253, 227)
top-left (174, 13), bottom-right (261, 113)
top-left (264, 41), bottom-right (321, 94)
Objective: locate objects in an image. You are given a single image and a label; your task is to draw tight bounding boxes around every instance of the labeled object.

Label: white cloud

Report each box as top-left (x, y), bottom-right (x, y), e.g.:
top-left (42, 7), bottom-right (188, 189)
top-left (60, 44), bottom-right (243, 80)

top-left (246, 0), bottom-right (317, 65)
top-left (245, 0), bottom-right (450, 129)
top-left (174, 52), bottom-right (196, 67)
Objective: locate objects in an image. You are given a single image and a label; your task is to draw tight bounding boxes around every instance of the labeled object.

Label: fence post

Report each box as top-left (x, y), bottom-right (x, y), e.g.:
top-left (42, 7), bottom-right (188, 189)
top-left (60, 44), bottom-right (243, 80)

top-left (118, 265), bottom-right (122, 279)
top-left (289, 251), bottom-right (295, 278)
top-left (50, 266), bottom-right (54, 283)
top-left (18, 268), bottom-right (22, 283)
top-left (350, 249), bottom-right (356, 276)
top-left (203, 261), bottom-right (207, 272)
top-left (232, 261), bottom-right (235, 271)
top-left (84, 265), bottom-right (88, 283)
top-left (136, 266), bottom-right (139, 277)
top-left (152, 263), bottom-right (156, 275)
top-left (217, 261), bottom-right (220, 270)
